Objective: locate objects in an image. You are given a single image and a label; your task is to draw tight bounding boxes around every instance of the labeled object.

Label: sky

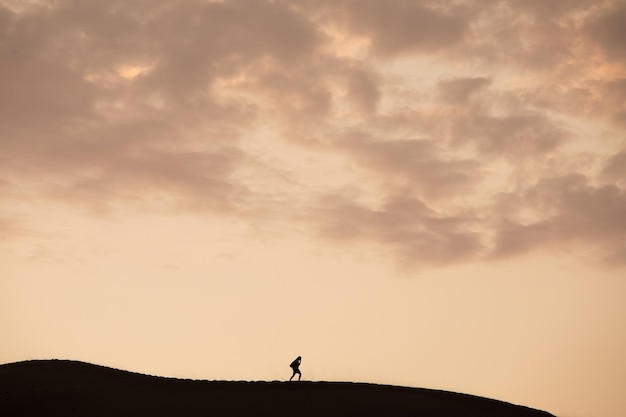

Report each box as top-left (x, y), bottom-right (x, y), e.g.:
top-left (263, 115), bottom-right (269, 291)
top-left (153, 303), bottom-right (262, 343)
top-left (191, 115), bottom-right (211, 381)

top-left (1, 0), bottom-right (625, 416)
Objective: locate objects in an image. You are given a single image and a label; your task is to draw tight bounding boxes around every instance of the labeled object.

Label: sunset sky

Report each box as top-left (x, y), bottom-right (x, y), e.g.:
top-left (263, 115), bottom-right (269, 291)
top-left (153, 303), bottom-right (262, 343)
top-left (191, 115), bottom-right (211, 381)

top-left (1, 1), bottom-right (625, 416)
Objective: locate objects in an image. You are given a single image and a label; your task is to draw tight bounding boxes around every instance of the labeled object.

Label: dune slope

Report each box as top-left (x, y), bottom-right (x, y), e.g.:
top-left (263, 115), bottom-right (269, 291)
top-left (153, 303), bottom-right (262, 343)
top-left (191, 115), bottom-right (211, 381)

top-left (0, 360), bottom-right (554, 417)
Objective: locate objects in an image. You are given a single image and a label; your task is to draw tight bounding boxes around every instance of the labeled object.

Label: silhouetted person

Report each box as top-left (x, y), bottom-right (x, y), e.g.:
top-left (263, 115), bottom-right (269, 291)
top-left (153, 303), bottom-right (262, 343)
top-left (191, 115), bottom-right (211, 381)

top-left (289, 356), bottom-right (301, 381)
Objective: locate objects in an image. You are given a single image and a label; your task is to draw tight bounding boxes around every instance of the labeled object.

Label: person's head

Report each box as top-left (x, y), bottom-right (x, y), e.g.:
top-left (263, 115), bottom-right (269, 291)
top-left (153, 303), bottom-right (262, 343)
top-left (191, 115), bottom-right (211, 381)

top-left (297, 356), bottom-right (301, 360)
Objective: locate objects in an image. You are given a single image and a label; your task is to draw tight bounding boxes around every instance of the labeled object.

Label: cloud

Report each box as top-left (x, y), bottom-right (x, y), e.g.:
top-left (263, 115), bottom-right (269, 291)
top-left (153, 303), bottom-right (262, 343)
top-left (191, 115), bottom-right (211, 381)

top-left (594, 78), bottom-right (626, 127)
top-left (315, 191), bottom-right (484, 268)
top-left (601, 151), bottom-right (626, 184)
top-left (244, 62), bottom-right (334, 130)
top-left (585, 2), bottom-right (626, 63)
top-left (462, 112), bottom-right (568, 158)
top-left (438, 77), bottom-right (491, 105)
top-left (337, 132), bottom-right (483, 200)
top-left (508, 0), bottom-right (597, 20)
top-left (135, 0), bottom-right (324, 101)
top-left (450, 0), bottom-right (602, 72)
top-left (490, 174), bottom-right (626, 263)
top-left (45, 146), bottom-right (248, 213)
top-left (344, 68), bottom-right (381, 115)
top-left (331, 0), bottom-right (468, 57)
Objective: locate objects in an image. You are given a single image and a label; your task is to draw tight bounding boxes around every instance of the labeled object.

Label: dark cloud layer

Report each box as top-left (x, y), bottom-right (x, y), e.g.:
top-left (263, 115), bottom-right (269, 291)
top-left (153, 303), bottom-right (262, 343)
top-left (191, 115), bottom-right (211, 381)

top-left (457, 111), bottom-right (568, 158)
top-left (586, 2), bottom-right (626, 63)
top-left (438, 77), bottom-right (492, 105)
top-left (602, 151), bottom-right (626, 184)
top-left (333, 0), bottom-right (469, 57)
top-left (1, 0), bottom-right (624, 267)
top-left (508, 0), bottom-right (597, 19)
top-left (491, 174), bottom-right (626, 262)
top-left (317, 192), bottom-right (483, 268)
top-left (0, 0), bottom-right (308, 212)
top-left (338, 133), bottom-right (482, 200)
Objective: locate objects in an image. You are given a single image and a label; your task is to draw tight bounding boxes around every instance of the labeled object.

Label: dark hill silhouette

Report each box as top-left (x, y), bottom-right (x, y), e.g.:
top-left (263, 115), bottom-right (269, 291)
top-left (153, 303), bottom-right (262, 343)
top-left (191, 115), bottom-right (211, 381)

top-left (0, 360), bottom-right (555, 417)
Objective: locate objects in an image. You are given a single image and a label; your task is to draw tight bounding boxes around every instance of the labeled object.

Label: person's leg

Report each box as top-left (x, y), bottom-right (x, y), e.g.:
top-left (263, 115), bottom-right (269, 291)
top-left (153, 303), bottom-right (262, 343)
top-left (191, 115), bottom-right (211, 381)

top-left (297, 369), bottom-right (301, 381)
top-left (289, 370), bottom-right (295, 381)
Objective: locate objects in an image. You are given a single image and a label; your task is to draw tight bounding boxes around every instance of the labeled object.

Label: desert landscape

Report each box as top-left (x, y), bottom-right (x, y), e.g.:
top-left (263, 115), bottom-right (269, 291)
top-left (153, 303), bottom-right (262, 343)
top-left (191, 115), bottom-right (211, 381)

top-left (0, 360), bottom-right (555, 417)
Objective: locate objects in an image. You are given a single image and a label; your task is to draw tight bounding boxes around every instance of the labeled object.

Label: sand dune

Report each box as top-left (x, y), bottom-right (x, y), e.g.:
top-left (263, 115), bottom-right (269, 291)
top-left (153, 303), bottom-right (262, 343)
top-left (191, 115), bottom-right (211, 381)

top-left (0, 360), bottom-right (555, 417)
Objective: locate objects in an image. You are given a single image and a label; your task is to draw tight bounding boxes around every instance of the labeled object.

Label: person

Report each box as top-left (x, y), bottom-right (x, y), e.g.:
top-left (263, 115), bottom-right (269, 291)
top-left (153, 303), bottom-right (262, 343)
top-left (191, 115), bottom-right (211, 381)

top-left (289, 356), bottom-right (301, 381)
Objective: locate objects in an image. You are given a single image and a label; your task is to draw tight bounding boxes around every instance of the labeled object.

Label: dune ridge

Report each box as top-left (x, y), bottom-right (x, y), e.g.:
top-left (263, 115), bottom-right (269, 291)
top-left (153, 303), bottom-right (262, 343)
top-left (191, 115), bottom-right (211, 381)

top-left (0, 360), bottom-right (555, 417)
